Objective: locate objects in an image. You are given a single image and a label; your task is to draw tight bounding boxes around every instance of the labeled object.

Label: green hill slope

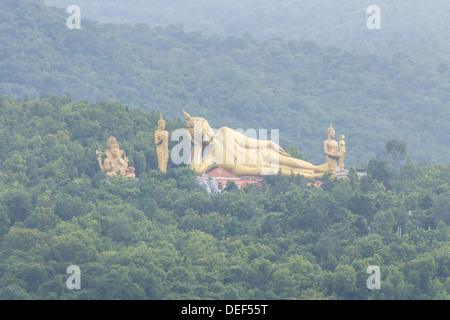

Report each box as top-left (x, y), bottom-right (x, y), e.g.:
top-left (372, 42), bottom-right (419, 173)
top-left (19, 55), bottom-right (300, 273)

top-left (0, 95), bottom-right (448, 300)
top-left (1, 0), bottom-right (450, 165)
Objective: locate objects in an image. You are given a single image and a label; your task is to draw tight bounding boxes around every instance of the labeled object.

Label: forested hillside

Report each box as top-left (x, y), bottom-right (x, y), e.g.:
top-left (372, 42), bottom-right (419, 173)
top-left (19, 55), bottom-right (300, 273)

top-left (1, 0), bottom-right (450, 165)
top-left (0, 95), bottom-right (449, 300)
top-left (43, 0), bottom-right (450, 66)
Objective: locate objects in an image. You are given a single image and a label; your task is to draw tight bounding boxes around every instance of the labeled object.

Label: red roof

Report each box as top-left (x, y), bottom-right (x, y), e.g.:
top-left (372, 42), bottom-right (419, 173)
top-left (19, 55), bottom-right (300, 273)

top-left (204, 167), bottom-right (238, 178)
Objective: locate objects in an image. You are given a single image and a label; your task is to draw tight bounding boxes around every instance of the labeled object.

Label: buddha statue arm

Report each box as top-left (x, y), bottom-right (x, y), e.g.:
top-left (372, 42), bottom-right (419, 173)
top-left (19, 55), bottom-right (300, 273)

top-left (155, 131), bottom-right (164, 145)
top-left (97, 149), bottom-right (106, 172)
top-left (186, 129), bottom-right (203, 146)
top-left (104, 159), bottom-right (114, 172)
top-left (340, 142), bottom-right (346, 154)
top-left (221, 127), bottom-right (290, 157)
top-left (324, 141), bottom-right (340, 158)
top-left (98, 159), bottom-right (105, 172)
top-left (323, 141), bottom-right (330, 156)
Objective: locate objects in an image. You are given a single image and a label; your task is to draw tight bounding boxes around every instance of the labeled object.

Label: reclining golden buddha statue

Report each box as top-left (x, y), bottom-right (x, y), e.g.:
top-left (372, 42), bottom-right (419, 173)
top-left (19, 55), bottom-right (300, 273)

top-left (182, 111), bottom-right (334, 179)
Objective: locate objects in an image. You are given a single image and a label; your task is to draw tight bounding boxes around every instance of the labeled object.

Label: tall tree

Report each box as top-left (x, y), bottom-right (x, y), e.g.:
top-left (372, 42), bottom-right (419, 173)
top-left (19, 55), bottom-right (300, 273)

top-left (383, 139), bottom-right (408, 168)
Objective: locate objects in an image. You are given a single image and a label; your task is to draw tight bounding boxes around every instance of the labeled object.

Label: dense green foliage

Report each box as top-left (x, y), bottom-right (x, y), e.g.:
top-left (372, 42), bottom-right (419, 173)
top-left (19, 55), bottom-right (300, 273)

top-left (0, 96), bottom-right (449, 300)
top-left (2, 0), bottom-right (450, 166)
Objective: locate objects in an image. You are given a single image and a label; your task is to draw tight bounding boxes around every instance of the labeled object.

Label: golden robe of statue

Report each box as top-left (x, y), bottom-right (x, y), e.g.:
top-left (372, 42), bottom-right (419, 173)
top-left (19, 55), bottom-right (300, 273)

top-left (324, 124), bottom-right (340, 170)
top-left (97, 136), bottom-right (136, 178)
top-left (155, 114), bottom-right (169, 172)
top-left (182, 111), bottom-right (334, 179)
top-left (339, 134), bottom-right (346, 172)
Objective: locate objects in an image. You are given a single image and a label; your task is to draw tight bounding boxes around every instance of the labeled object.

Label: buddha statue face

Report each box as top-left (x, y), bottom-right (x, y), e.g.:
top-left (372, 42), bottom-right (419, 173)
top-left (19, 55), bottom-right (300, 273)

top-left (327, 124), bottom-right (335, 139)
top-left (340, 134), bottom-right (344, 140)
top-left (158, 119), bottom-right (165, 130)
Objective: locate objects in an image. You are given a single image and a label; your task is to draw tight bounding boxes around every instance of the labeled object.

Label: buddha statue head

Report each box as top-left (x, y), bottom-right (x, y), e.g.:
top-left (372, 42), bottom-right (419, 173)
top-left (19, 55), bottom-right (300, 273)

top-left (106, 136), bottom-right (118, 149)
top-left (327, 124), bottom-right (335, 139)
top-left (182, 110), bottom-right (215, 145)
top-left (158, 114), bottom-right (166, 130)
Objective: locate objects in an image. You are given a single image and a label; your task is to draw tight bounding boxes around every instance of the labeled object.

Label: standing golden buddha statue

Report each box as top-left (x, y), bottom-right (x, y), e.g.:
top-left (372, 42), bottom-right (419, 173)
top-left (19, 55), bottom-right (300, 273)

top-left (323, 124), bottom-right (340, 171)
top-left (155, 114), bottom-right (169, 172)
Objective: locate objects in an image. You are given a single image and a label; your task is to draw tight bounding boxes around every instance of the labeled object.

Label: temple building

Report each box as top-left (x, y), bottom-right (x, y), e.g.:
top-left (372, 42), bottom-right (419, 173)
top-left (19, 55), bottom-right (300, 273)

top-left (196, 167), bottom-right (263, 190)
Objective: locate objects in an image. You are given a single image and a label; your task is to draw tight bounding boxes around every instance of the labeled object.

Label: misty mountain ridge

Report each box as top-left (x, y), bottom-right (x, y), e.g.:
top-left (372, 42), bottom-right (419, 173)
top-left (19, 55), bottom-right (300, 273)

top-left (1, 0), bottom-right (449, 166)
top-left (43, 0), bottom-right (450, 66)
